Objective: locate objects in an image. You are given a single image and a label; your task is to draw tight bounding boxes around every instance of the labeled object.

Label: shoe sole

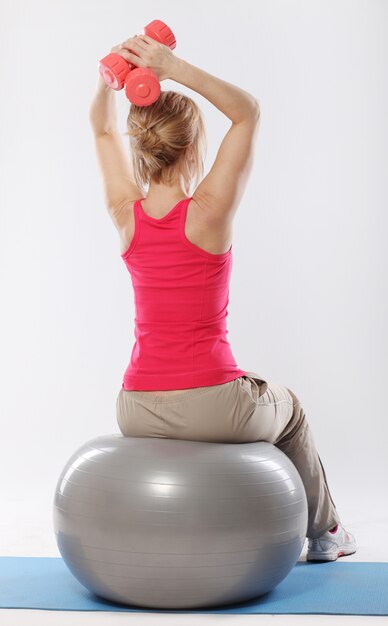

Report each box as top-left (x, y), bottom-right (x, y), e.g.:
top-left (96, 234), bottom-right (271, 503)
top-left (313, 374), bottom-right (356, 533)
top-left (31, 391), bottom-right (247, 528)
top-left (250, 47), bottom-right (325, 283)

top-left (306, 548), bottom-right (357, 562)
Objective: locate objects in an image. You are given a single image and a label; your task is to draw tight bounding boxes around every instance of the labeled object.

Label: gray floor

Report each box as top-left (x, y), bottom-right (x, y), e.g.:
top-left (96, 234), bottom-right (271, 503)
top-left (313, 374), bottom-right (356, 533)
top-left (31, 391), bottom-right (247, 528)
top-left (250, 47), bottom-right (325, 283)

top-left (1, 488), bottom-right (387, 625)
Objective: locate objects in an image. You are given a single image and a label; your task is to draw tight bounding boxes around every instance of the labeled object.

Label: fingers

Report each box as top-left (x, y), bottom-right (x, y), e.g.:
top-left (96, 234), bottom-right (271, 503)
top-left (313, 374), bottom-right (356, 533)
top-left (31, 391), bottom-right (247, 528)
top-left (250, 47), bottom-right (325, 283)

top-left (110, 34), bottom-right (151, 66)
top-left (139, 34), bottom-right (154, 44)
top-left (120, 35), bottom-right (148, 51)
top-left (121, 51), bottom-right (146, 67)
top-left (117, 39), bottom-right (142, 61)
top-left (110, 45), bottom-right (145, 67)
top-left (136, 34), bottom-right (153, 45)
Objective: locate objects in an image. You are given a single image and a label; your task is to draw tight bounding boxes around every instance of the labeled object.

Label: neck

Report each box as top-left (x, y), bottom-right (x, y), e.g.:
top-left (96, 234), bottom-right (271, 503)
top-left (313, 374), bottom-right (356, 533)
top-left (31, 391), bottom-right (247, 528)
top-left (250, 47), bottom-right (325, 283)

top-left (146, 177), bottom-right (190, 205)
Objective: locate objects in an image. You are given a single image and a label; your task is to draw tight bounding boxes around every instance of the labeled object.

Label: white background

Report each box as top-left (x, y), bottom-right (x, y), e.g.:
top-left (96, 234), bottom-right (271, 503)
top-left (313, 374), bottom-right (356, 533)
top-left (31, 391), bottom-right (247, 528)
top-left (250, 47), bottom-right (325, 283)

top-left (0, 0), bottom-right (387, 558)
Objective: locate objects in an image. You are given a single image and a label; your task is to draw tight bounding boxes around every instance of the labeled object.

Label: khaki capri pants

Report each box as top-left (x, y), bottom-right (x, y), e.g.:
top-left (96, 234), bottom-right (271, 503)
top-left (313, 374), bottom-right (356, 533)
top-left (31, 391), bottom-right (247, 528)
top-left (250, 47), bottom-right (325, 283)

top-left (116, 372), bottom-right (340, 540)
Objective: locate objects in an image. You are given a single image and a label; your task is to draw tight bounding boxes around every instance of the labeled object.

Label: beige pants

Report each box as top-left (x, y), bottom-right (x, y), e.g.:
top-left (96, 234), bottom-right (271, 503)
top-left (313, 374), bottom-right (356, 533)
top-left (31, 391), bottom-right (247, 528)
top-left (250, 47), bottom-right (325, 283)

top-left (116, 372), bottom-right (340, 539)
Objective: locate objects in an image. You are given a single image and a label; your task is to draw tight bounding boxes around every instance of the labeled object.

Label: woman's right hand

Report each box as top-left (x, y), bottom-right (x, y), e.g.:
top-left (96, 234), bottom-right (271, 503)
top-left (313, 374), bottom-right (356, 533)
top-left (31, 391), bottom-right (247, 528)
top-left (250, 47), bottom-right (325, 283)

top-left (110, 34), bottom-right (177, 81)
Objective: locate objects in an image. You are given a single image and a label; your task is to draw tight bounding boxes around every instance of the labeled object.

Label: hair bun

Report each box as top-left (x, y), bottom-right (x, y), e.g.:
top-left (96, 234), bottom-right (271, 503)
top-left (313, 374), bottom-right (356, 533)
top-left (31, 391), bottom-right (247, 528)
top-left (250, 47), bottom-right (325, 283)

top-left (127, 90), bottom-right (206, 194)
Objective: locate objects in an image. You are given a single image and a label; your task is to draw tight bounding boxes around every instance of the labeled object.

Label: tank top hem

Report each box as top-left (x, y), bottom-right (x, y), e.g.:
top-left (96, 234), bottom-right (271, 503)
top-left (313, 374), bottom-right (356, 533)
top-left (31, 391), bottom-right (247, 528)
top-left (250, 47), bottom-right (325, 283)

top-left (122, 368), bottom-right (247, 393)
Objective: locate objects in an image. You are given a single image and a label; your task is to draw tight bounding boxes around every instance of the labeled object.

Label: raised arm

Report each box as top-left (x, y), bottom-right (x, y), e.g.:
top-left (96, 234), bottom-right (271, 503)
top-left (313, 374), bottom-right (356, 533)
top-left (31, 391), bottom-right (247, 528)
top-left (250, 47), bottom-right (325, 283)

top-left (168, 57), bottom-right (261, 224)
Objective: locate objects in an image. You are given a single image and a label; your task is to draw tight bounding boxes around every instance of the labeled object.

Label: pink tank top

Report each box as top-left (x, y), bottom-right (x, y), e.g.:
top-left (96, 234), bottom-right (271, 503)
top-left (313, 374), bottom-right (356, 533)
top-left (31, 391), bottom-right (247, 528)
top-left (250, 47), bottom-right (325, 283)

top-left (120, 196), bottom-right (247, 390)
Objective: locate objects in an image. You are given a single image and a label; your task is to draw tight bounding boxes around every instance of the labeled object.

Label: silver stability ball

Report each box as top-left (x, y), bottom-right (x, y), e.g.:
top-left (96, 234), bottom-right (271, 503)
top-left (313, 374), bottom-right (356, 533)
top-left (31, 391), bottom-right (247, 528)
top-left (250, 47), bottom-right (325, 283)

top-left (53, 435), bottom-right (308, 610)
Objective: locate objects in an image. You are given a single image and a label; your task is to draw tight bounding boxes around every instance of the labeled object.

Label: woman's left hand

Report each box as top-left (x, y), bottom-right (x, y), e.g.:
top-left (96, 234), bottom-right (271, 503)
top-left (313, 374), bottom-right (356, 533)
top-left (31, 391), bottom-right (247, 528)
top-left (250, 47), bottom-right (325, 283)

top-left (110, 34), bottom-right (175, 81)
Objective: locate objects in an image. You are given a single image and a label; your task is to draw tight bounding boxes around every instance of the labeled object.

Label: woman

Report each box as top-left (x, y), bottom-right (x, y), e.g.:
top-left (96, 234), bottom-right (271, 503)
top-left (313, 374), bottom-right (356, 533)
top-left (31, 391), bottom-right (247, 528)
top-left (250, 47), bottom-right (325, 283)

top-left (89, 34), bottom-right (356, 562)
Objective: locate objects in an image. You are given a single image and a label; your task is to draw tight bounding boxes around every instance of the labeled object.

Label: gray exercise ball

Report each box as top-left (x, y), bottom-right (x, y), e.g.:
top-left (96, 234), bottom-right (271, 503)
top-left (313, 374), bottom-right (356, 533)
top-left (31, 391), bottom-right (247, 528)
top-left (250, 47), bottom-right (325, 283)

top-left (53, 434), bottom-right (308, 610)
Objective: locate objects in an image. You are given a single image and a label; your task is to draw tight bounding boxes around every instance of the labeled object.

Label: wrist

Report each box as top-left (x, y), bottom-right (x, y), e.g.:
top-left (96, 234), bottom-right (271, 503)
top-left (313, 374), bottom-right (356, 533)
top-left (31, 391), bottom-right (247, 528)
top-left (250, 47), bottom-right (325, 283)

top-left (168, 56), bottom-right (185, 82)
top-left (96, 75), bottom-right (112, 93)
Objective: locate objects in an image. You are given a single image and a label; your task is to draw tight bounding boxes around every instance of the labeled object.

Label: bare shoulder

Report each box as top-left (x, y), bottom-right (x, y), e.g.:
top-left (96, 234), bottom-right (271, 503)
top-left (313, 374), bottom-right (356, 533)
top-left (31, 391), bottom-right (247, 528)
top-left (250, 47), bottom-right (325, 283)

top-left (191, 191), bottom-right (233, 228)
top-left (186, 193), bottom-right (233, 256)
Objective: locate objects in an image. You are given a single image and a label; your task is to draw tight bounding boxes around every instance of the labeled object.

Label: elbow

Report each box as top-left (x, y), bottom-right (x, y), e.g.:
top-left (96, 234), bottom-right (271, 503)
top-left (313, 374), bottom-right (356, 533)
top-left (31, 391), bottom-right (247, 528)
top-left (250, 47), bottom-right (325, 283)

top-left (252, 99), bottom-right (261, 119)
top-left (241, 99), bottom-right (260, 123)
top-left (88, 110), bottom-right (99, 132)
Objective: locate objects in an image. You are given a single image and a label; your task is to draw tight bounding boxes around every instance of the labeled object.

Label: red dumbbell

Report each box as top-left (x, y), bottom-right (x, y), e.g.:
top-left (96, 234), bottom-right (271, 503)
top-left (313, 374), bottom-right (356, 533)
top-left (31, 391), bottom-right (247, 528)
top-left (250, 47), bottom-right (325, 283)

top-left (98, 19), bottom-right (176, 107)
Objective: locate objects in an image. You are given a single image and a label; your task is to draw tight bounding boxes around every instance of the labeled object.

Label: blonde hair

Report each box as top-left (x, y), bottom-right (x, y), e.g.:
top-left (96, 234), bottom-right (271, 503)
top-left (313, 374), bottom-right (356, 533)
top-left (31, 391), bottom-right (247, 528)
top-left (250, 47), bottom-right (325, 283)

top-left (125, 90), bottom-right (207, 196)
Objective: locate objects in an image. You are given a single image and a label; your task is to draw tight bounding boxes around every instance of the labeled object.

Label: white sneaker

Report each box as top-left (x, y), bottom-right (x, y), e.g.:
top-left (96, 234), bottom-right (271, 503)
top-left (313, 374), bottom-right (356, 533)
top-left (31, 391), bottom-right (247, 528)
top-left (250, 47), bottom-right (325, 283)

top-left (306, 523), bottom-right (357, 562)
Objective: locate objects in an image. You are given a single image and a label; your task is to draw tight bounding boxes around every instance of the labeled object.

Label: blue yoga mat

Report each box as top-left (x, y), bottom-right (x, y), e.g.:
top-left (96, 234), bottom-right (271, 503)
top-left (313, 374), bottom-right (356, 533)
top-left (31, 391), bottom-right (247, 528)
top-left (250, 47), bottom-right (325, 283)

top-left (1, 557), bottom-right (387, 615)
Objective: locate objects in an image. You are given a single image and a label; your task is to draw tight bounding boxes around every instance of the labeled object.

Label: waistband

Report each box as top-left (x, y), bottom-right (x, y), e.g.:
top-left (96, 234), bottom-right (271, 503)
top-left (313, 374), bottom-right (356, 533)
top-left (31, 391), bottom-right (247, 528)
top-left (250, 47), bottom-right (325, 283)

top-left (121, 377), bottom-right (243, 404)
